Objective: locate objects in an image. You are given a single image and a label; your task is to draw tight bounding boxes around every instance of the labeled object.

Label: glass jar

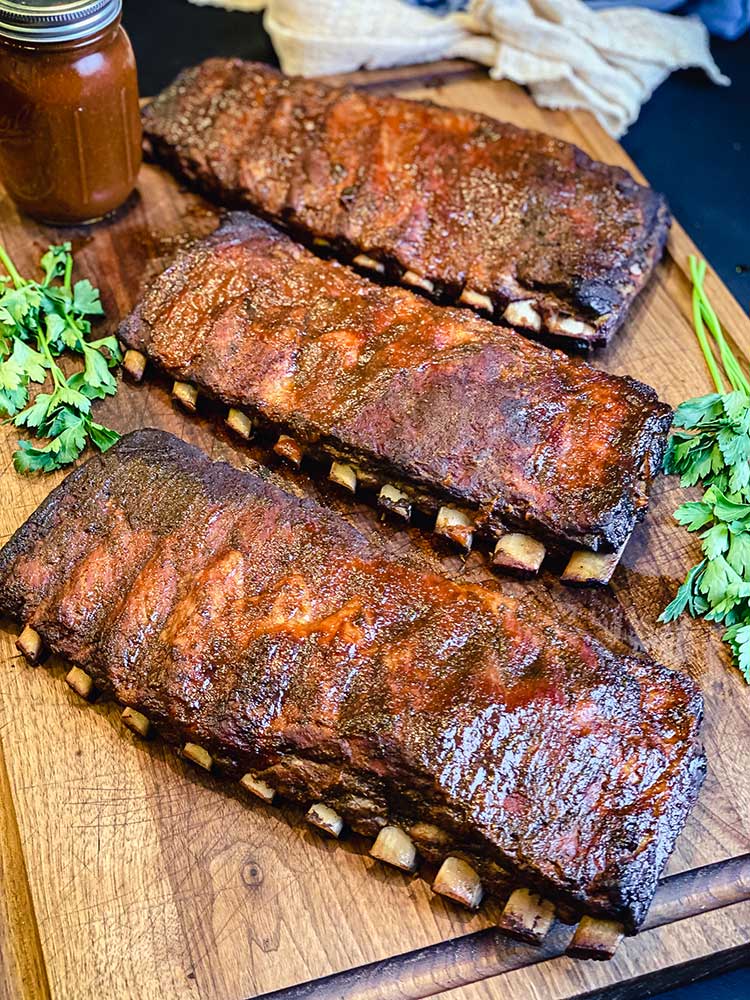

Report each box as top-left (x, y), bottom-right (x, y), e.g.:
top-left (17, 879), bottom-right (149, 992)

top-left (0, 0), bottom-right (141, 225)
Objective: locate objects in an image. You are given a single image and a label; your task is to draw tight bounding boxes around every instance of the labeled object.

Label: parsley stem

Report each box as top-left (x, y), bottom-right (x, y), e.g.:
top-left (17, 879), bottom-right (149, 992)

top-left (689, 258), bottom-right (725, 394)
top-left (63, 253), bottom-right (73, 297)
top-left (689, 255), bottom-right (750, 396)
top-left (38, 317), bottom-right (64, 390)
top-left (0, 244), bottom-right (24, 290)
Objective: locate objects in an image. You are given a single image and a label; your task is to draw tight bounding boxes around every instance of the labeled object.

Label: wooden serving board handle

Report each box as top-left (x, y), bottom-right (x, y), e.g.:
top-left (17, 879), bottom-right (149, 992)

top-left (269, 854), bottom-right (750, 1000)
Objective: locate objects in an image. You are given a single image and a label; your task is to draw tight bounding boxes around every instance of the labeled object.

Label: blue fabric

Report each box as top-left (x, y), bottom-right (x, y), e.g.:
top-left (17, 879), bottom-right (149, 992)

top-left (402, 0), bottom-right (750, 39)
top-left (589, 0), bottom-right (750, 39)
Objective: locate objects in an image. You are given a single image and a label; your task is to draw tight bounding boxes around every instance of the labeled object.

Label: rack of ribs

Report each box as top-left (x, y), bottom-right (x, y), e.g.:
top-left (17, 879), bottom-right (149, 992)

top-left (119, 213), bottom-right (672, 584)
top-left (141, 58), bottom-right (671, 349)
top-left (0, 430), bottom-right (705, 959)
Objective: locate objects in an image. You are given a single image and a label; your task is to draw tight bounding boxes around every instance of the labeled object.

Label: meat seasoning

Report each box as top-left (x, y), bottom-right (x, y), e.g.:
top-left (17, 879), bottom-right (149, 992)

top-left (0, 0), bottom-right (141, 224)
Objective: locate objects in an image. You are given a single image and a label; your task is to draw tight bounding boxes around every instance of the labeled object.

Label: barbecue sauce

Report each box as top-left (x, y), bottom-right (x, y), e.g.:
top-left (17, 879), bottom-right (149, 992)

top-left (0, 1), bottom-right (141, 225)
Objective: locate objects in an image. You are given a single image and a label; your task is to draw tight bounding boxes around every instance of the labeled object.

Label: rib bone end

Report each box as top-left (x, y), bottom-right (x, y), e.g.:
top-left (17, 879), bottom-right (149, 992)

top-left (370, 825), bottom-right (417, 872)
top-left (239, 773), bottom-right (275, 804)
top-left (273, 434), bottom-right (303, 467)
top-left (435, 506), bottom-right (474, 551)
top-left (497, 887), bottom-right (556, 944)
top-left (16, 625), bottom-right (43, 665)
top-left (459, 288), bottom-right (493, 313)
top-left (183, 743), bottom-right (212, 771)
top-left (225, 408), bottom-right (253, 441)
top-left (306, 803), bottom-right (344, 838)
top-left (408, 822), bottom-right (451, 848)
top-left (402, 270), bottom-right (435, 294)
top-left (433, 857), bottom-right (483, 909)
top-left (492, 533), bottom-right (546, 576)
top-left (378, 483), bottom-right (412, 521)
top-left (562, 547), bottom-right (624, 587)
top-left (172, 381), bottom-right (198, 413)
top-left (353, 253), bottom-right (385, 275)
top-left (121, 706), bottom-right (150, 739)
top-left (566, 916), bottom-right (625, 960)
top-left (122, 349), bottom-right (147, 382)
top-left (548, 314), bottom-right (596, 341)
top-left (504, 299), bottom-right (542, 332)
top-left (329, 460), bottom-right (357, 493)
top-left (65, 666), bottom-right (95, 701)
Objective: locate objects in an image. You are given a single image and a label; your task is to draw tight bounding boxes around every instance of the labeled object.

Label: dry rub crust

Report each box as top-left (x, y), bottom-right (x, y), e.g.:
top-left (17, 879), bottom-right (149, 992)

top-left (141, 58), bottom-right (672, 349)
top-left (0, 430), bottom-right (705, 931)
top-left (119, 213), bottom-right (672, 554)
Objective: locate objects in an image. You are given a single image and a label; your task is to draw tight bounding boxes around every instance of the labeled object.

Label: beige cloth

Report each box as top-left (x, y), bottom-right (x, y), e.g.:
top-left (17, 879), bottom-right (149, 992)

top-left (187, 0), bottom-right (728, 137)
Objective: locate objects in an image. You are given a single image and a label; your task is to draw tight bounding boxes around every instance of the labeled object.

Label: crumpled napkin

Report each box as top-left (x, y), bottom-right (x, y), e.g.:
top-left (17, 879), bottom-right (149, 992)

top-left (187, 0), bottom-right (729, 137)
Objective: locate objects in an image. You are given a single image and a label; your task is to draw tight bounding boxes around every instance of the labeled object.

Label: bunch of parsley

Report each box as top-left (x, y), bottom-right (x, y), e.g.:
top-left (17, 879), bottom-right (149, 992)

top-left (660, 256), bottom-right (750, 681)
top-left (0, 242), bottom-right (121, 472)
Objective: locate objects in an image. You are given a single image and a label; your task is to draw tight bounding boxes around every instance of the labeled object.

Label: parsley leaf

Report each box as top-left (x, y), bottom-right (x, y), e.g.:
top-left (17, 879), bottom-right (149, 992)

top-left (0, 242), bottom-right (121, 471)
top-left (662, 255), bottom-right (750, 682)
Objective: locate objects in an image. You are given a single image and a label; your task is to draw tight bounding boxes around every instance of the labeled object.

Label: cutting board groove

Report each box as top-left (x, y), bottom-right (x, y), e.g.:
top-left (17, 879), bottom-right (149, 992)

top-left (0, 65), bottom-right (749, 1000)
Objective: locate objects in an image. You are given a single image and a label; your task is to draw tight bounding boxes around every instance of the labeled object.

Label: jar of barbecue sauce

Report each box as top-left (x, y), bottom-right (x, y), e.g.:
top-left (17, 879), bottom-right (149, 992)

top-left (0, 0), bottom-right (141, 224)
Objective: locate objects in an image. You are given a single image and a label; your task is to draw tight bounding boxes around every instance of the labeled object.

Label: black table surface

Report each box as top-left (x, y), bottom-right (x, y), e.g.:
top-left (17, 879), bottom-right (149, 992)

top-left (122, 2), bottom-right (749, 998)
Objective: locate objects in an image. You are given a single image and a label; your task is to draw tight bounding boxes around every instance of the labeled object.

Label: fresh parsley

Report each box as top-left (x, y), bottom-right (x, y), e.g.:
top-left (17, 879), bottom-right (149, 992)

top-left (660, 255), bottom-right (750, 682)
top-left (0, 242), bottom-right (121, 473)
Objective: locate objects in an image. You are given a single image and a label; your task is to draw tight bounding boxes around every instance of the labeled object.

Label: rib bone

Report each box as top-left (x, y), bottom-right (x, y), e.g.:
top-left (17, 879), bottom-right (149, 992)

top-left (402, 271), bottom-right (434, 294)
top-left (408, 822), bottom-right (451, 848)
top-left (172, 381), bottom-right (198, 412)
top-left (273, 434), bottom-right (303, 467)
top-left (239, 773), bottom-right (275, 803)
top-left (378, 483), bottom-right (411, 521)
top-left (329, 460), bottom-right (357, 493)
top-left (353, 253), bottom-right (385, 275)
top-left (305, 803), bottom-right (344, 838)
top-left (122, 348), bottom-right (147, 382)
top-left (121, 706), bottom-right (150, 738)
top-left (549, 315), bottom-right (596, 341)
top-left (567, 915), bottom-right (625, 960)
top-left (562, 544), bottom-right (626, 587)
top-left (65, 666), bottom-right (94, 701)
top-left (225, 407), bottom-right (253, 440)
top-left (435, 506), bottom-right (474, 550)
top-left (497, 887), bottom-right (556, 944)
top-left (182, 742), bottom-right (212, 771)
top-left (492, 533), bottom-right (546, 576)
top-left (432, 856), bottom-right (483, 909)
top-left (459, 288), bottom-right (493, 313)
top-left (503, 299), bottom-right (542, 332)
top-left (370, 825), bottom-right (417, 872)
top-left (16, 625), bottom-right (42, 664)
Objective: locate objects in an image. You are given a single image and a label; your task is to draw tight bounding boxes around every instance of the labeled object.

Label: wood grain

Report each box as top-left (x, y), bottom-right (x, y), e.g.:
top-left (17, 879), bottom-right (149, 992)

top-left (266, 856), bottom-right (750, 999)
top-left (0, 68), bottom-right (748, 1000)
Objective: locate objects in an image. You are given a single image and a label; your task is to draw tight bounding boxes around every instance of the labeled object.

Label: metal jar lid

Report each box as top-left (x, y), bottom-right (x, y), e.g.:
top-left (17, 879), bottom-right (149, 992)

top-left (0, 0), bottom-right (122, 43)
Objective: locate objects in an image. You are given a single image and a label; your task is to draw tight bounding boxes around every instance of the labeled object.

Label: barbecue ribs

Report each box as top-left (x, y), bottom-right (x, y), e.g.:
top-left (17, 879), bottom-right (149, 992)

top-left (0, 430), bottom-right (705, 947)
top-left (142, 58), bottom-right (671, 348)
top-left (119, 213), bottom-right (672, 580)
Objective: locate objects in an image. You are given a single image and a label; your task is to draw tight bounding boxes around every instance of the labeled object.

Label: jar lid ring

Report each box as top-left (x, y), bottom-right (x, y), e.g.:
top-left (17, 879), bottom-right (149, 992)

top-left (0, 0), bottom-right (122, 43)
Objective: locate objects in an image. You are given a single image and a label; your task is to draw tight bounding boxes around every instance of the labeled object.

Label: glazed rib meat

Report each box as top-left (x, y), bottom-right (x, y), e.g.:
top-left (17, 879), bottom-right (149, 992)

top-left (0, 430), bottom-right (705, 935)
top-left (142, 58), bottom-right (671, 348)
top-left (119, 213), bottom-right (672, 567)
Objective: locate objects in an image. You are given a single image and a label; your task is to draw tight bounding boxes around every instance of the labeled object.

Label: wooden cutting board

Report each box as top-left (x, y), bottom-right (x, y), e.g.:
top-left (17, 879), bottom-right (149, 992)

top-left (0, 63), bottom-right (748, 1000)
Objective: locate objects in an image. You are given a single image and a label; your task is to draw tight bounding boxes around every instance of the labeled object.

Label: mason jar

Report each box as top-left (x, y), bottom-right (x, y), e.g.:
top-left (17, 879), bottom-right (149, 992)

top-left (0, 0), bottom-right (142, 224)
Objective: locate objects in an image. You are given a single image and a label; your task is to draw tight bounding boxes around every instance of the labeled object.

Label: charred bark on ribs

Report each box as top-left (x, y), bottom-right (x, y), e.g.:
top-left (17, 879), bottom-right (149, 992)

top-left (141, 58), bottom-right (671, 349)
top-left (0, 430), bottom-right (705, 939)
top-left (119, 213), bottom-right (672, 573)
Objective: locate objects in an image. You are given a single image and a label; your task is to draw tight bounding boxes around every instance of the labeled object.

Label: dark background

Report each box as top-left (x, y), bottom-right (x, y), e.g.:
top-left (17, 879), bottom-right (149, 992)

top-left (121, 2), bottom-right (750, 998)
